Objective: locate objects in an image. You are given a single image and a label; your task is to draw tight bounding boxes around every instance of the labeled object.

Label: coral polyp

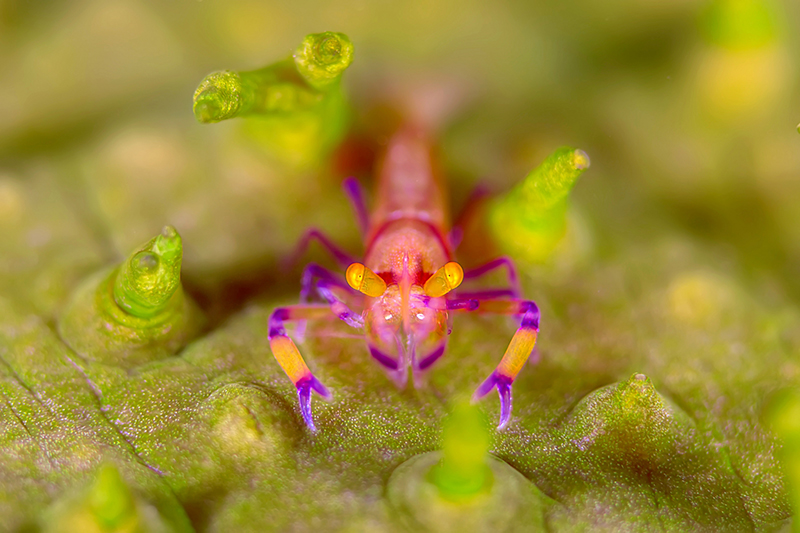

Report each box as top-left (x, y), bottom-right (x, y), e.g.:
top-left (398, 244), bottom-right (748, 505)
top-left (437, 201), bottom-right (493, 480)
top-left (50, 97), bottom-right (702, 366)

top-left (58, 226), bottom-right (202, 366)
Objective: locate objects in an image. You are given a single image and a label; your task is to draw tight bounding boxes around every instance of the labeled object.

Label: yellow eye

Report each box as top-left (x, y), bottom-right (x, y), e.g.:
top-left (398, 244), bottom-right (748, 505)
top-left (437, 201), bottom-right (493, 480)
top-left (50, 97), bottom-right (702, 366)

top-left (424, 262), bottom-right (464, 297)
top-left (346, 263), bottom-right (387, 297)
top-left (444, 262), bottom-right (464, 287)
top-left (346, 263), bottom-right (364, 287)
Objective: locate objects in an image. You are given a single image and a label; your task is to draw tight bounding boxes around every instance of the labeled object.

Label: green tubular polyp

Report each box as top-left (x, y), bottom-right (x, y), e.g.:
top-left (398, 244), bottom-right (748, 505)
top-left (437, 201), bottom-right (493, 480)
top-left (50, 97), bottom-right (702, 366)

top-left (192, 31), bottom-right (353, 124)
top-left (57, 224), bottom-right (202, 366)
top-left (87, 465), bottom-right (137, 530)
top-left (113, 225), bottom-right (183, 319)
top-left (386, 407), bottom-right (544, 529)
top-left (41, 463), bottom-right (180, 533)
top-left (193, 71), bottom-right (253, 123)
top-left (511, 147), bottom-right (590, 212)
top-left (429, 403), bottom-right (492, 498)
top-left (489, 146), bottom-right (589, 261)
top-left (293, 32), bottom-right (354, 90)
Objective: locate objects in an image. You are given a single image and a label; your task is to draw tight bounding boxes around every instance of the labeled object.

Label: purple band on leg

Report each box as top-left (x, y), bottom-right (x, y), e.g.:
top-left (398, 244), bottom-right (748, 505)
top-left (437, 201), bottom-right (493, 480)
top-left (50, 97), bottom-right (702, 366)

top-left (301, 263), bottom-right (355, 301)
top-left (343, 177), bottom-right (369, 236)
top-left (308, 374), bottom-right (331, 400)
top-left (268, 308), bottom-right (290, 338)
top-left (317, 283), bottom-right (364, 329)
top-left (297, 263), bottom-right (364, 330)
top-left (299, 263), bottom-right (355, 340)
top-left (519, 302), bottom-right (540, 329)
top-left (296, 378), bottom-right (316, 432)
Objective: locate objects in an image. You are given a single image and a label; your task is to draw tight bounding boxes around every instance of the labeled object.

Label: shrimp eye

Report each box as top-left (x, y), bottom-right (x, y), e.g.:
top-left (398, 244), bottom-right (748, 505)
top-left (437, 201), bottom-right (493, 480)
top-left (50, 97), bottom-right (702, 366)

top-left (424, 262), bottom-right (464, 297)
top-left (346, 263), bottom-right (387, 297)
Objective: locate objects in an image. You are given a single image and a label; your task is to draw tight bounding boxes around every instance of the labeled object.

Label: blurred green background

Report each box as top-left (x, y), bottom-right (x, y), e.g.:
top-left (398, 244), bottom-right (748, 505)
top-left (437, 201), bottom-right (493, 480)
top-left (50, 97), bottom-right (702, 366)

top-left (1, 0), bottom-right (798, 300)
top-left (1, 0), bottom-right (800, 531)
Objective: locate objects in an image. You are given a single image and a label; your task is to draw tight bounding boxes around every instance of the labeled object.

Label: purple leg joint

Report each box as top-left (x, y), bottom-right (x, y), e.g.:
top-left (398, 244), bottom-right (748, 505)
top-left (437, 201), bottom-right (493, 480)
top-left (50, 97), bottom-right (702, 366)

top-left (268, 307), bottom-right (291, 338)
top-left (456, 289), bottom-right (517, 300)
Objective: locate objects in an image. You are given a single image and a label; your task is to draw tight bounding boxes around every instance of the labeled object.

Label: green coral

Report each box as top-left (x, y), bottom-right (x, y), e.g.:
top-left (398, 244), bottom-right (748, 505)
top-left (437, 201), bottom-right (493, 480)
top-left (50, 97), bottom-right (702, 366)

top-left (192, 32), bottom-right (353, 123)
top-left (488, 147), bottom-right (590, 262)
top-left (429, 403), bottom-right (493, 498)
top-left (497, 373), bottom-right (785, 530)
top-left (192, 31), bottom-right (354, 167)
top-left (57, 226), bottom-right (203, 367)
top-left (192, 71), bottom-right (251, 124)
top-left (113, 226), bottom-right (183, 319)
top-left (293, 32), bottom-right (355, 90)
top-left (0, 11), bottom-right (797, 533)
top-left (42, 464), bottom-right (173, 533)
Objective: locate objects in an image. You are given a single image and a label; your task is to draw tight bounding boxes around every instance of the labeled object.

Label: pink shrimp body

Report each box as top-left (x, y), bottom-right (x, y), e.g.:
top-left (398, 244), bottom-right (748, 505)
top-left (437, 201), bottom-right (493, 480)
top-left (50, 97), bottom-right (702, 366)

top-left (268, 124), bottom-right (540, 431)
top-left (361, 128), bottom-right (452, 378)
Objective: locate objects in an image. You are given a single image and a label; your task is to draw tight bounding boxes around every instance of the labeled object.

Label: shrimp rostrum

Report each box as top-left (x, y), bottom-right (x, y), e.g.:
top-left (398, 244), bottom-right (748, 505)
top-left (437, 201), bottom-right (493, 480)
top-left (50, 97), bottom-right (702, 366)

top-left (268, 126), bottom-right (539, 431)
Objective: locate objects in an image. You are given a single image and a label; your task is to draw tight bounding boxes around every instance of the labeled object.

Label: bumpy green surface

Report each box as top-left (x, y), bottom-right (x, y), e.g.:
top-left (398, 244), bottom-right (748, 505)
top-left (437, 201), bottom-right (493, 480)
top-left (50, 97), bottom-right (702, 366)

top-left (0, 1), bottom-right (798, 532)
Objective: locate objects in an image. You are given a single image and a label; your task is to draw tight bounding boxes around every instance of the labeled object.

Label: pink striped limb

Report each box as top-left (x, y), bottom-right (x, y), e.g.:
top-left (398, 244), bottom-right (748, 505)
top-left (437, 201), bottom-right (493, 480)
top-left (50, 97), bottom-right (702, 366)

top-left (268, 305), bottom-right (339, 431)
top-left (454, 299), bottom-right (540, 429)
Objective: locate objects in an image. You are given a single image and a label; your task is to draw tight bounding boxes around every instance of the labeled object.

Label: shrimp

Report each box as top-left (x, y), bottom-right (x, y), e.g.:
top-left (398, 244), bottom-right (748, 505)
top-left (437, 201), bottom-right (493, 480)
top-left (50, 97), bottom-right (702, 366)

top-left (268, 126), bottom-right (540, 431)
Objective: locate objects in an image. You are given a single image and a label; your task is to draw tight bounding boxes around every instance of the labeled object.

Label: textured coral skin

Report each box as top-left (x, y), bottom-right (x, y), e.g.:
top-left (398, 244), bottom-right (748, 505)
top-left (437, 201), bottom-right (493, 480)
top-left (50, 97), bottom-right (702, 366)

top-left (1, 2), bottom-right (798, 531)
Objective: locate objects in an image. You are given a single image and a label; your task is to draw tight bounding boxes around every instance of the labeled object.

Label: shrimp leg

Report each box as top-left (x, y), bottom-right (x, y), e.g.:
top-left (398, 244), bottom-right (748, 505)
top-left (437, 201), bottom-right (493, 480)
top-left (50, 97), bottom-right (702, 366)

top-left (450, 298), bottom-right (540, 429)
top-left (283, 178), bottom-right (369, 269)
top-left (286, 229), bottom-right (356, 270)
top-left (300, 263), bottom-right (363, 328)
top-left (462, 257), bottom-right (521, 298)
top-left (342, 176), bottom-right (369, 236)
top-left (268, 292), bottom-right (363, 431)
